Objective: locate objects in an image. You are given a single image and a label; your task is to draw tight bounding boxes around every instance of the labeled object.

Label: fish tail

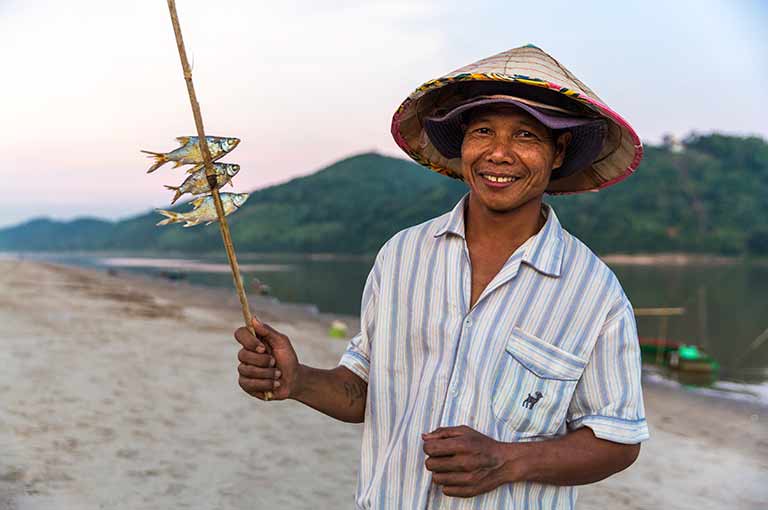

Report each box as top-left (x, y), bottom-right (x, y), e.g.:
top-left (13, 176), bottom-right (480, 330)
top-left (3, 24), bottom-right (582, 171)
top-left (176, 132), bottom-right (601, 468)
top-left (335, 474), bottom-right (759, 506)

top-left (163, 185), bottom-right (183, 204)
top-left (155, 209), bottom-right (181, 226)
top-left (141, 150), bottom-right (168, 173)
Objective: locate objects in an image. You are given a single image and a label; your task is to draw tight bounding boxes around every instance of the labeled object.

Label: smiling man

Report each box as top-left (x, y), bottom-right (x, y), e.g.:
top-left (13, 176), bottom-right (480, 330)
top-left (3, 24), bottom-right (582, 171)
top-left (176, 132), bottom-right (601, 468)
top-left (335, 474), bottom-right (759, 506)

top-left (234, 45), bottom-right (648, 509)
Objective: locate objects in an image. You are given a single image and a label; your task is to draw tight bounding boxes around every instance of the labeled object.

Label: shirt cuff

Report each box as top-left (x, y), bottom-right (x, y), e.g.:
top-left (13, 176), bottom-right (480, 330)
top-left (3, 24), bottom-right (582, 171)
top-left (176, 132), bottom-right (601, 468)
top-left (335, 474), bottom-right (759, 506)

top-left (568, 414), bottom-right (650, 444)
top-left (339, 349), bottom-right (370, 383)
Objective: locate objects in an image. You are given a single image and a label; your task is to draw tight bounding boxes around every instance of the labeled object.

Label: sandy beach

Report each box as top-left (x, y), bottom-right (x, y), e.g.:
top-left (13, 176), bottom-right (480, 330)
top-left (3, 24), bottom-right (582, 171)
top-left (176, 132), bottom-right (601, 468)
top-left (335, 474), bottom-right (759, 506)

top-left (0, 260), bottom-right (765, 509)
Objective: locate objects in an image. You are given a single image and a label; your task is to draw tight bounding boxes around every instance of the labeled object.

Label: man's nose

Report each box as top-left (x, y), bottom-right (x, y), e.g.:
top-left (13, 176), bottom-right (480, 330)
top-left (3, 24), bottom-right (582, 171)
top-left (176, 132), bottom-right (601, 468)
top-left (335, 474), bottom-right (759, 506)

top-left (485, 138), bottom-right (517, 165)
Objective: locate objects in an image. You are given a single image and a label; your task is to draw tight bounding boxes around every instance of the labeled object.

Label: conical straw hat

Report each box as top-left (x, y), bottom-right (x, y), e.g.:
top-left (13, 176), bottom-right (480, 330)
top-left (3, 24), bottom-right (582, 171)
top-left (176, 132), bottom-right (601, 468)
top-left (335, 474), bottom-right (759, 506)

top-left (390, 44), bottom-right (643, 194)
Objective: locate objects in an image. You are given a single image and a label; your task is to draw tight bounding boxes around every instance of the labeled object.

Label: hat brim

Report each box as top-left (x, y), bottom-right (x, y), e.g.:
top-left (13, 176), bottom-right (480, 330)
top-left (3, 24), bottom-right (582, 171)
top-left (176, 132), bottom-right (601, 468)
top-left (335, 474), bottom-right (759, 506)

top-left (390, 46), bottom-right (643, 195)
top-left (423, 96), bottom-right (607, 180)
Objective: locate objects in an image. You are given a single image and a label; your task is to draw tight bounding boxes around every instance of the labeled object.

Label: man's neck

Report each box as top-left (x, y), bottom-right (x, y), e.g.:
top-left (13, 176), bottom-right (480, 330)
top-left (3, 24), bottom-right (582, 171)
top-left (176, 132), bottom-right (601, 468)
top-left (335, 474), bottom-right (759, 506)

top-left (464, 193), bottom-right (546, 252)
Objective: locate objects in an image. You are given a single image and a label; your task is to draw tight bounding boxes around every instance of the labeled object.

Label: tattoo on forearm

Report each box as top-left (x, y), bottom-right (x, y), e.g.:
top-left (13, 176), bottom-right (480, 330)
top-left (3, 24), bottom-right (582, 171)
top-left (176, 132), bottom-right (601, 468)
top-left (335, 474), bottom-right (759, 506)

top-left (343, 381), bottom-right (366, 408)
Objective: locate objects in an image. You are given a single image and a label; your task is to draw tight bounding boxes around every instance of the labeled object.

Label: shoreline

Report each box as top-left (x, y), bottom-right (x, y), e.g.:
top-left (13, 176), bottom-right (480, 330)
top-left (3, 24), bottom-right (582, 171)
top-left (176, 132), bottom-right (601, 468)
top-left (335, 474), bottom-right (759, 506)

top-left (0, 260), bottom-right (766, 509)
top-left (599, 252), bottom-right (742, 266)
top-left (3, 250), bottom-right (765, 267)
top-left (7, 255), bottom-right (768, 407)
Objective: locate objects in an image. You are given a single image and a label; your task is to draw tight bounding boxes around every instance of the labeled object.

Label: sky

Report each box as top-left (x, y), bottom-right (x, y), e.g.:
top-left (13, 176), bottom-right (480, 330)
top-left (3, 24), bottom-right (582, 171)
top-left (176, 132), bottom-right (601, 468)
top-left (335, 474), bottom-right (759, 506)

top-left (0, 0), bottom-right (766, 228)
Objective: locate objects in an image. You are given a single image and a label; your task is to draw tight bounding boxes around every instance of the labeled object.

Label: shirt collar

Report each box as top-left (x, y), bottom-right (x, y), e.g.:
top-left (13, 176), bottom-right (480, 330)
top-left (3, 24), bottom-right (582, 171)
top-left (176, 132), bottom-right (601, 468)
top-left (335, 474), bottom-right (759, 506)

top-left (433, 194), bottom-right (469, 239)
top-left (434, 194), bottom-right (564, 278)
top-left (523, 204), bottom-right (564, 277)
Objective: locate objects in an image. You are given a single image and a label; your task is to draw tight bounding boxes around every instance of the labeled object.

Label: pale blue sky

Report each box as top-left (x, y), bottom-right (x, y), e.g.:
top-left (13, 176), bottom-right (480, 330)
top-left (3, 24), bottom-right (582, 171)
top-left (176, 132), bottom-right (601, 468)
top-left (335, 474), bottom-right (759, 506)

top-left (0, 0), bottom-right (765, 228)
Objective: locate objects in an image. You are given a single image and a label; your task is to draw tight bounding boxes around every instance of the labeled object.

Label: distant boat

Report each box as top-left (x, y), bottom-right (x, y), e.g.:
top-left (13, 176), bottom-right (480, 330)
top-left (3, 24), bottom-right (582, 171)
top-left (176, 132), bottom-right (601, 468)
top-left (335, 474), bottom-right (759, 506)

top-left (634, 307), bottom-right (720, 376)
top-left (639, 337), bottom-right (720, 374)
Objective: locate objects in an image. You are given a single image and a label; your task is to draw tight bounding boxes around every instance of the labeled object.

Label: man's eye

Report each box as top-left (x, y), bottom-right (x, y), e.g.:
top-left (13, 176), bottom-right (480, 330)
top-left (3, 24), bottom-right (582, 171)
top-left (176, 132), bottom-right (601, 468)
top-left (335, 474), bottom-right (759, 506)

top-left (473, 127), bottom-right (492, 135)
top-left (516, 130), bottom-right (536, 138)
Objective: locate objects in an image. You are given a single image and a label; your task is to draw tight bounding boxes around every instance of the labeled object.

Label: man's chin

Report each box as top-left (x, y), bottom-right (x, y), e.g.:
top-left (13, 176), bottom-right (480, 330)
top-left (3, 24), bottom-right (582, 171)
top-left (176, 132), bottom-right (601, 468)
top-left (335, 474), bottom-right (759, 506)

top-left (471, 188), bottom-right (541, 215)
top-left (479, 197), bottom-right (525, 215)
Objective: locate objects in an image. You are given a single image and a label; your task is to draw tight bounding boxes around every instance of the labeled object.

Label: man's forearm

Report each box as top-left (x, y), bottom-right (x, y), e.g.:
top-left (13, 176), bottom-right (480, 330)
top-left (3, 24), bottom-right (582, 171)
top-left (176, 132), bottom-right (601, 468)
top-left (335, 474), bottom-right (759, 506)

top-left (290, 365), bottom-right (367, 423)
top-left (502, 428), bottom-right (640, 486)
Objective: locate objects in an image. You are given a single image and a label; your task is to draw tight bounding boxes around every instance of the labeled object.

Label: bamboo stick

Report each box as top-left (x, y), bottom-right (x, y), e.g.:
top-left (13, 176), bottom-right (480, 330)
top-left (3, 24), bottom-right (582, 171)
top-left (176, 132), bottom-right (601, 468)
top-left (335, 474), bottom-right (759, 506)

top-left (166, 0), bottom-right (272, 400)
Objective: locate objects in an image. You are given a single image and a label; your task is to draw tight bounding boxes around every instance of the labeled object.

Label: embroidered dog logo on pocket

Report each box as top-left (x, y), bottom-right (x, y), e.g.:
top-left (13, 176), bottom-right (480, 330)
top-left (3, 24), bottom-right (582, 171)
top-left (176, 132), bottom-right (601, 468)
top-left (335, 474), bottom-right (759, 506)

top-left (522, 391), bottom-right (544, 409)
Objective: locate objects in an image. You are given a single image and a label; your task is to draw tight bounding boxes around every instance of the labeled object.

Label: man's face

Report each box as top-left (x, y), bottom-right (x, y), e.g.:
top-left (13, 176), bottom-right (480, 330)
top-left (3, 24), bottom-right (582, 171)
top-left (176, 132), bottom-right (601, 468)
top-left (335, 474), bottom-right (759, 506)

top-left (460, 104), bottom-right (570, 214)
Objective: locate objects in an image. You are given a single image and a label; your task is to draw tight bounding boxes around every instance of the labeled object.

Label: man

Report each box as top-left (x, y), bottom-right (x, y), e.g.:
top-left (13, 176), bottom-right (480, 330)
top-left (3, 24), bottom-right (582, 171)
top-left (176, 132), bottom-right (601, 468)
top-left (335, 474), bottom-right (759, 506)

top-left (235, 45), bottom-right (648, 509)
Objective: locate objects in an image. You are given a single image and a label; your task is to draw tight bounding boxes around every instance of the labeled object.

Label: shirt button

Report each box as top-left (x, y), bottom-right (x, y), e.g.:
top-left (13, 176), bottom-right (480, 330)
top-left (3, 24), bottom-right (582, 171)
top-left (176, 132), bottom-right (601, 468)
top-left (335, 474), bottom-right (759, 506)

top-left (450, 387), bottom-right (458, 396)
top-left (465, 318), bottom-right (472, 327)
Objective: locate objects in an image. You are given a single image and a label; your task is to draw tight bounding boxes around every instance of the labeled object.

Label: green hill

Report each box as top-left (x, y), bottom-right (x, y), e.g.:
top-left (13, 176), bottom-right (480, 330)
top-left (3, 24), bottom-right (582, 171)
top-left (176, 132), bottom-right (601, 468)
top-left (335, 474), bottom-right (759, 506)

top-left (0, 218), bottom-right (113, 251)
top-left (1, 134), bottom-right (766, 255)
top-left (549, 133), bottom-right (768, 255)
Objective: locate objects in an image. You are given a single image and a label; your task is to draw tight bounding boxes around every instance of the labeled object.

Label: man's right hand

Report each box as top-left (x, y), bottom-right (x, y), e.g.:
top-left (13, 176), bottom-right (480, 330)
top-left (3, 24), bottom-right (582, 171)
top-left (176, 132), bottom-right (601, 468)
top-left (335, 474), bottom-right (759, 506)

top-left (235, 319), bottom-right (301, 401)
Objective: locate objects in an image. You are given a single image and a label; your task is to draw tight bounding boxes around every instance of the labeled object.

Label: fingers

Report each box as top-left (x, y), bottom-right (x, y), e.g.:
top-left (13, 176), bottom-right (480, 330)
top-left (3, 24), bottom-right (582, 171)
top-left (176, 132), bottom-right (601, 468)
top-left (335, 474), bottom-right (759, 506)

top-left (422, 437), bottom-right (467, 457)
top-left (234, 326), bottom-right (266, 352)
top-left (237, 348), bottom-right (275, 367)
top-left (252, 319), bottom-right (291, 351)
top-left (431, 471), bottom-right (478, 487)
top-left (423, 425), bottom-right (469, 440)
top-left (238, 374), bottom-right (281, 394)
top-left (237, 363), bottom-right (281, 380)
top-left (251, 318), bottom-right (272, 337)
top-left (235, 320), bottom-right (290, 353)
top-left (425, 455), bottom-right (472, 473)
top-left (440, 485), bottom-right (479, 498)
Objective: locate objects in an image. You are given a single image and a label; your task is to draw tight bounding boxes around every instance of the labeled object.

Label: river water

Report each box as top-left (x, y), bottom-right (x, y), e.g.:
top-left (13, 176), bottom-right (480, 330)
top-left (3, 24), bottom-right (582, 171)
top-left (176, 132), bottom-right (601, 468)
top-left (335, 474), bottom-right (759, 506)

top-left (7, 251), bottom-right (768, 404)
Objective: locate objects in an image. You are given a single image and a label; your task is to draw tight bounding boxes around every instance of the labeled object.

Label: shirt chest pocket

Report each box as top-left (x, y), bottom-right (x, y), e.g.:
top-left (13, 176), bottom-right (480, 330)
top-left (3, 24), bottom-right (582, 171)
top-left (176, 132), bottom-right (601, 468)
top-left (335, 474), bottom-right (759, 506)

top-left (491, 327), bottom-right (588, 439)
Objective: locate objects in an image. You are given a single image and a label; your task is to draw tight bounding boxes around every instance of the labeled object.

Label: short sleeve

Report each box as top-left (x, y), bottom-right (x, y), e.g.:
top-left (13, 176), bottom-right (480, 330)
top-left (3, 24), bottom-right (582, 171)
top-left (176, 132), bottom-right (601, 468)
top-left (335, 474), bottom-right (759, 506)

top-left (338, 252), bottom-right (381, 383)
top-left (566, 295), bottom-right (649, 444)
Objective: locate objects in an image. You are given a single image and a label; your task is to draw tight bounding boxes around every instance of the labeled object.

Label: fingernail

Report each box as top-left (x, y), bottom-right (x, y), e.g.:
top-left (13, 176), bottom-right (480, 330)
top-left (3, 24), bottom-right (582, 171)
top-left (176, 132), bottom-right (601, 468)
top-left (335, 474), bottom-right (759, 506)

top-left (274, 380), bottom-right (281, 388)
top-left (275, 370), bottom-right (282, 379)
top-left (269, 357), bottom-right (276, 367)
top-left (256, 345), bottom-right (265, 353)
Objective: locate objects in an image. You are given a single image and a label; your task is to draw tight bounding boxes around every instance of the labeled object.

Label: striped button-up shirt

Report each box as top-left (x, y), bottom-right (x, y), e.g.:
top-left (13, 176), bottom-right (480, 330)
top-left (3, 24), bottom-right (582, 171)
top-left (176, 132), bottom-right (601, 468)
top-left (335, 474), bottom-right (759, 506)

top-left (339, 195), bottom-right (649, 510)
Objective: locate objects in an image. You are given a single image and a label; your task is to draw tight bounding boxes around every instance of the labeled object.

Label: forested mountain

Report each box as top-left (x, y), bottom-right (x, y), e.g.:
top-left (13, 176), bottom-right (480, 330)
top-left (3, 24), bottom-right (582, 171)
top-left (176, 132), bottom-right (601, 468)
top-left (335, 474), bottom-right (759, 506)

top-left (1, 134), bottom-right (766, 255)
top-left (549, 134), bottom-right (768, 254)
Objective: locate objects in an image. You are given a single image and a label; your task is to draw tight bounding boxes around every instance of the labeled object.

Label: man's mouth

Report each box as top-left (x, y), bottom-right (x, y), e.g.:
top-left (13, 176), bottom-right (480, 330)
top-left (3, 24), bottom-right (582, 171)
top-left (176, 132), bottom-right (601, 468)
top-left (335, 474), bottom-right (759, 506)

top-left (477, 172), bottom-right (522, 186)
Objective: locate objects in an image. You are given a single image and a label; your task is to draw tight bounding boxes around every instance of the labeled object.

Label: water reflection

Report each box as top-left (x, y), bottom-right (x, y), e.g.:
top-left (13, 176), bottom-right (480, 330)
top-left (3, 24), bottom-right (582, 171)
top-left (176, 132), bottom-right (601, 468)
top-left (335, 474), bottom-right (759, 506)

top-left (8, 252), bottom-right (768, 392)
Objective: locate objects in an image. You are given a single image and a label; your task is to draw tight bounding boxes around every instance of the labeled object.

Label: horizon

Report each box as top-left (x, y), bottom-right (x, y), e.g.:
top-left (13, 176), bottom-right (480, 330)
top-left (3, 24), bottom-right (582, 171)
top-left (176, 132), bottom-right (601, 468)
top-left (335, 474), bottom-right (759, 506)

top-left (0, 132), bottom-right (759, 230)
top-left (1, 0), bottom-right (766, 228)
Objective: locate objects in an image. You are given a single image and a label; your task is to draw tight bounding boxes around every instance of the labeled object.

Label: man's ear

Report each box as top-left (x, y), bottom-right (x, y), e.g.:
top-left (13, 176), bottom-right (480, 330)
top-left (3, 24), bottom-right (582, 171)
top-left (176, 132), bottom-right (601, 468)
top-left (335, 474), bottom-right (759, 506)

top-left (552, 131), bottom-right (572, 169)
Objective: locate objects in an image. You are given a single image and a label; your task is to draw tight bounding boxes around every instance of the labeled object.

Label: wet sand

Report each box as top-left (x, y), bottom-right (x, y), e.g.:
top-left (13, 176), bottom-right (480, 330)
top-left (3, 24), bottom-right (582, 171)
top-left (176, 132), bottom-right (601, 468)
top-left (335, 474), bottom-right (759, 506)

top-left (0, 260), bottom-right (765, 509)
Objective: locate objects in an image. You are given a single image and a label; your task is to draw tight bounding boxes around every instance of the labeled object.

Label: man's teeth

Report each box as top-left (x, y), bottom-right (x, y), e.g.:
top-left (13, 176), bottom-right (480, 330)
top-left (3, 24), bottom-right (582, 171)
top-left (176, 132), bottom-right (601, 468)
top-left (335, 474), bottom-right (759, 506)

top-left (482, 174), bottom-right (519, 183)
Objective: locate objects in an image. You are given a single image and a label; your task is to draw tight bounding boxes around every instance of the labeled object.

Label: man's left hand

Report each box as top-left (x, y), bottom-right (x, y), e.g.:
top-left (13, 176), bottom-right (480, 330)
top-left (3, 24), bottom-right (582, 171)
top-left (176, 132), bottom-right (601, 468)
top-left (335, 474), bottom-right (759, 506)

top-left (422, 425), bottom-right (519, 498)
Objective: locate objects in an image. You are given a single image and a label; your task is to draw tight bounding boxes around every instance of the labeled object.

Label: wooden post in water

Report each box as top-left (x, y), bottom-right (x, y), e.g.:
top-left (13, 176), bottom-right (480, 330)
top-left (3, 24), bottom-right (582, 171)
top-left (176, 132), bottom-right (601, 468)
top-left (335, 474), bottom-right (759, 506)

top-left (656, 316), bottom-right (669, 365)
top-left (698, 286), bottom-right (708, 350)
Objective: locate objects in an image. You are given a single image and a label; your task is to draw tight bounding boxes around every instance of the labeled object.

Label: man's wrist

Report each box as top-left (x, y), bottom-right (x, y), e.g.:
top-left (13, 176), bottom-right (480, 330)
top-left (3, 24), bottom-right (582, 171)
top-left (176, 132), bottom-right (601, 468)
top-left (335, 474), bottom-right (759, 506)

top-left (498, 439), bottom-right (544, 484)
top-left (289, 363), bottom-right (310, 401)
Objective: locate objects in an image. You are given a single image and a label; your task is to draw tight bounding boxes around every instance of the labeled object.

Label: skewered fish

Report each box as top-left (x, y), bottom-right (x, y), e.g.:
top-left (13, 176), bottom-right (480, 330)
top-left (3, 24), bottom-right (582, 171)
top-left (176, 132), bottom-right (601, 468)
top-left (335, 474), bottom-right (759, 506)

top-left (142, 136), bottom-right (240, 173)
top-left (156, 192), bottom-right (250, 227)
top-left (164, 163), bottom-right (240, 204)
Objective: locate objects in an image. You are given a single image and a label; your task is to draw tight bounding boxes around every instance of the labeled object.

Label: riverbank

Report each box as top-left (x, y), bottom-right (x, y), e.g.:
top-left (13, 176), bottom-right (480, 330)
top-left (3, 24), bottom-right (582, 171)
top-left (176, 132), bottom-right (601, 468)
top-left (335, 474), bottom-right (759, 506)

top-left (0, 261), bottom-right (765, 509)
top-left (4, 249), bottom-right (762, 266)
top-left (600, 253), bottom-right (740, 266)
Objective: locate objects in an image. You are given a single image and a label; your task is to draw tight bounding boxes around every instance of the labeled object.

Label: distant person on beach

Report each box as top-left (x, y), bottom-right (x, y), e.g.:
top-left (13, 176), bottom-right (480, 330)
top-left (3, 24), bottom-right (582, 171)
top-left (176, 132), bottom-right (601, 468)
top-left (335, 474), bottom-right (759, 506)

top-left (234, 45), bottom-right (648, 509)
